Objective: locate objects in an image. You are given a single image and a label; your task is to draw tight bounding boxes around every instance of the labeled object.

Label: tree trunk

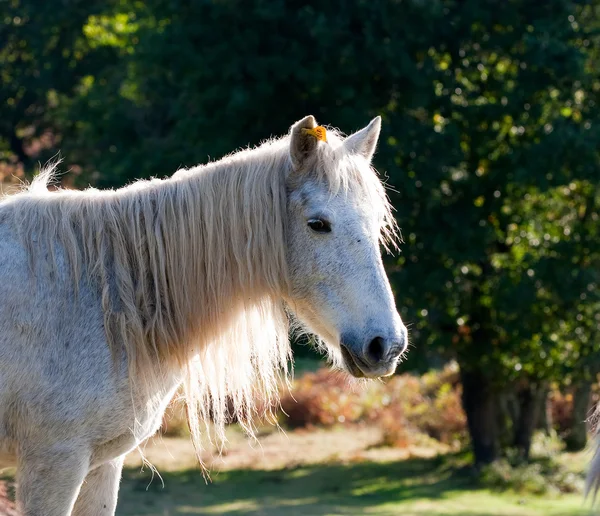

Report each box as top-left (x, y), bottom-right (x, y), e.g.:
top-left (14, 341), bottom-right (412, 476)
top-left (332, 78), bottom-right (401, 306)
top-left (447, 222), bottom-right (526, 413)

top-left (536, 388), bottom-right (552, 435)
top-left (565, 381), bottom-right (592, 452)
top-left (460, 368), bottom-right (499, 466)
top-left (512, 381), bottom-right (546, 460)
top-left (496, 391), bottom-right (515, 450)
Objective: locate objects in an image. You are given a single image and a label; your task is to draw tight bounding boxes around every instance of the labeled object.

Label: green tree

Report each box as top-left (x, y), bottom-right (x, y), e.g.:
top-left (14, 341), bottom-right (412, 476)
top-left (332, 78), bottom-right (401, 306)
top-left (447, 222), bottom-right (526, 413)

top-left (0, 0), bottom-right (119, 168)
top-left (391, 0), bottom-right (600, 463)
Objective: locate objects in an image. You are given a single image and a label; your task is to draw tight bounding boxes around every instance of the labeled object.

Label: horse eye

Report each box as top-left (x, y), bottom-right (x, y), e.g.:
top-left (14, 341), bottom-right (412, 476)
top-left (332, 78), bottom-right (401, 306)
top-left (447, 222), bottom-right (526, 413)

top-left (308, 218), bottom-right (331, 233)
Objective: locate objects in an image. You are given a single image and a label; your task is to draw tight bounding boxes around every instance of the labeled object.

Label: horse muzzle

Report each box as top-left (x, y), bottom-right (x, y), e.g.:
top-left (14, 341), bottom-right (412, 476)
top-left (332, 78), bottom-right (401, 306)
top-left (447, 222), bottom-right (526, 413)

top-left (340, 331), bottom-right (407, 379)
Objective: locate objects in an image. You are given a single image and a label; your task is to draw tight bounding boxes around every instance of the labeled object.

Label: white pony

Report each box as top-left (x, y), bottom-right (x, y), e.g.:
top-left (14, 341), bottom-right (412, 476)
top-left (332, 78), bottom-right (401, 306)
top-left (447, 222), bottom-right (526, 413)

top-left (0, 115), bottom-right (407, 515)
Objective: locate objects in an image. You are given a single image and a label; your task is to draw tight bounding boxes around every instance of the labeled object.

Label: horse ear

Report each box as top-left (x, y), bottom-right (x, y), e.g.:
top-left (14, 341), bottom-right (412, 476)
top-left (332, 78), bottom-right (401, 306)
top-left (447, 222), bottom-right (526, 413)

top-left (289, 115), bottom-right (319, 171)
top-left (343, 116), bottom-right (381, 162)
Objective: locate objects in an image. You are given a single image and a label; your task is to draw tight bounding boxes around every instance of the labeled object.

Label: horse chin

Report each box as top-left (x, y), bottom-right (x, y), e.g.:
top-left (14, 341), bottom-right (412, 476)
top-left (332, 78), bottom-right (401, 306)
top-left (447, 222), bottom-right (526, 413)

top-left (340, 345), bottom-right (366, 378)
top-left (340, 345), bottom-right (399, 379)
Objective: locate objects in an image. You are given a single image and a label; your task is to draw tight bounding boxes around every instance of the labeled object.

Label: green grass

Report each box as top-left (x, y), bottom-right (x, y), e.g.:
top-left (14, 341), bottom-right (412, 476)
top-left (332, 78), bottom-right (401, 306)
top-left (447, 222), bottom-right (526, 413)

top-left (116, 455), bottom-right (592, 516)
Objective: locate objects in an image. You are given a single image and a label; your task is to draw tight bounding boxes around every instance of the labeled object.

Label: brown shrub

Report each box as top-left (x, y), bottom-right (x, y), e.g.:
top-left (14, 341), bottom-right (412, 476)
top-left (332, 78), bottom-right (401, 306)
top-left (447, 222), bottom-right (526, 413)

top-left (280, 369), bottom-right (370, 427)
top-left (549, 390), bottom-right (573, 435)
top-left (0, 480), bottom-right (17, 516)
top-left (158, 363), bottom-right (468, 449)
top-left (280, 362), bottom-right (467, 448)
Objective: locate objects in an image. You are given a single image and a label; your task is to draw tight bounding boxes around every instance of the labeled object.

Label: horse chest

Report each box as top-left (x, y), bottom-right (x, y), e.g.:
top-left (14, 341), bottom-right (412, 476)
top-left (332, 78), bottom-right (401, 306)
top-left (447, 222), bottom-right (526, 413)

top-left (90, 381), bottom-right (181, 467)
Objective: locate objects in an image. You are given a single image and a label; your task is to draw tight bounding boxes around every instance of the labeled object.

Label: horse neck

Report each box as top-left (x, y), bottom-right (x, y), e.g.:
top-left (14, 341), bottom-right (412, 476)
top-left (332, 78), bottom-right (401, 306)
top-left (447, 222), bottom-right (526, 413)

top-left (139, 149), bottom-right (291, 349)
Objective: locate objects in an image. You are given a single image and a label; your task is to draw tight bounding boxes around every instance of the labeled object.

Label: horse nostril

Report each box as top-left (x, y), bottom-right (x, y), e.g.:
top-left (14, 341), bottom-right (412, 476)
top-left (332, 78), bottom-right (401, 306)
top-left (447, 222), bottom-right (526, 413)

top-left (366, 336), bottom-right (385, 364)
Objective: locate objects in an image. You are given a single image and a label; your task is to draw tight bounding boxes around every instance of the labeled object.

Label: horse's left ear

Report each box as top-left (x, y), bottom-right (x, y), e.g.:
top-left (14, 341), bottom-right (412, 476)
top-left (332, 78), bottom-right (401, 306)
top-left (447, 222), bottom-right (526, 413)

top-left (289, 115), bottom-right (319, 171)
top-left (343, 116), bottom-right (381, 162)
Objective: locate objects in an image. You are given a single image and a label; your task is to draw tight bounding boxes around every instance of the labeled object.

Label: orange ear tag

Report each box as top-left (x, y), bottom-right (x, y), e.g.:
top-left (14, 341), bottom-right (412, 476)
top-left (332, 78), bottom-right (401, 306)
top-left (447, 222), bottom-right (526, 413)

top-left (302, 126), bottom-right (328, 142)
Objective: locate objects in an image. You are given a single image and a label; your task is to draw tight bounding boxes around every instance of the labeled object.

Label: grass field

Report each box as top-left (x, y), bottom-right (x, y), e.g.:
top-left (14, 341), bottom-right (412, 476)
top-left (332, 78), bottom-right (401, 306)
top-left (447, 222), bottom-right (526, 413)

top-left (116, 453), bottom-right (591, 515)
top-left (108, 426), bottom-right (593, 516)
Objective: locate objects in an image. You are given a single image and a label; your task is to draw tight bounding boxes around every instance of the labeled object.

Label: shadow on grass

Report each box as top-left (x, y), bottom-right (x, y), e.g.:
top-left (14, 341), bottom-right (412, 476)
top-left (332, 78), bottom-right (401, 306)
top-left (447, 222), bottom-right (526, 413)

top-left (116, 454), bottom-right (588, 516)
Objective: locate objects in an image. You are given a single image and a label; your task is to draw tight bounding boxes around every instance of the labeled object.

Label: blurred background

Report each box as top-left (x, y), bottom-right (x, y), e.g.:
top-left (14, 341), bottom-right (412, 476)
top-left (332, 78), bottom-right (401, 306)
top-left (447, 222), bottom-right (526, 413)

top-left (1, 0), bottom-right (600, 514)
